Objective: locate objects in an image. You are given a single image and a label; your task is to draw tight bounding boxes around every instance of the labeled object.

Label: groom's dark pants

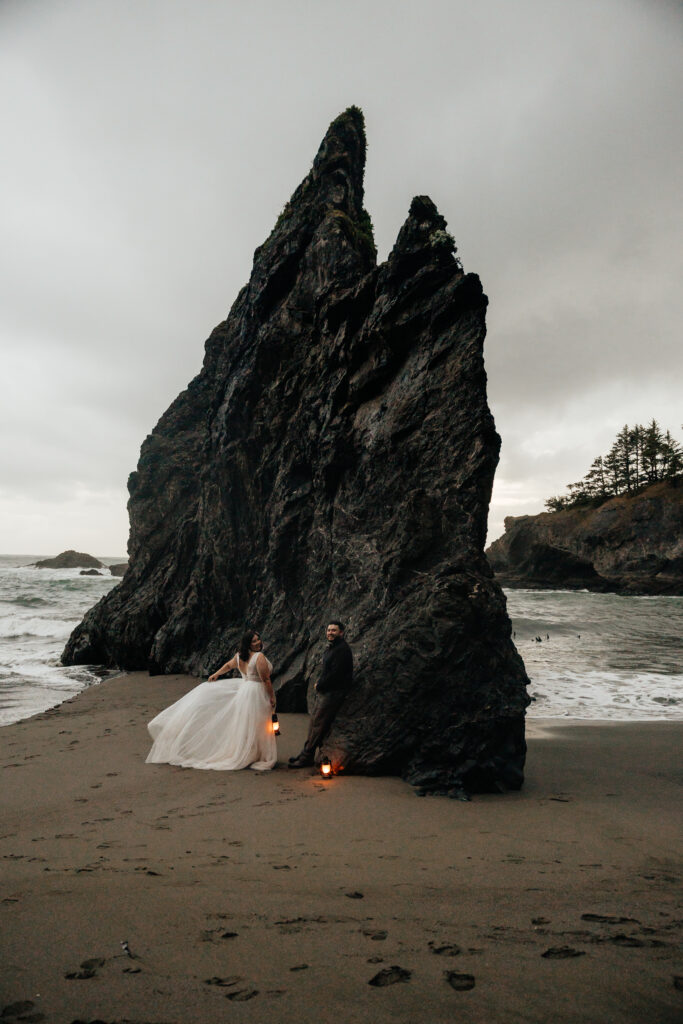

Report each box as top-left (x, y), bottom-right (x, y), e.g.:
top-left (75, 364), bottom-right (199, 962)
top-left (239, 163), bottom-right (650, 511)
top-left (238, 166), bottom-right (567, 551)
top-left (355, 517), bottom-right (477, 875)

top-left (301, 689), bottom-right (347, 760)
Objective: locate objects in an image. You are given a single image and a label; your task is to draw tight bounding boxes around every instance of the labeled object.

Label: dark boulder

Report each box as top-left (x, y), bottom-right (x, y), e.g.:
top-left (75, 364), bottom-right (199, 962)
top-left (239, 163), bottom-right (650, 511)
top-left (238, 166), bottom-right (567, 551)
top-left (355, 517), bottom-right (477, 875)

top-left (108, 563), bottom-right (129, 577)
top-left (30, 550), bottom-right (104, 570)
top-left (79, 569), bottom-right (104, 576)
top-left (62, 106), bottom-right (529, 792)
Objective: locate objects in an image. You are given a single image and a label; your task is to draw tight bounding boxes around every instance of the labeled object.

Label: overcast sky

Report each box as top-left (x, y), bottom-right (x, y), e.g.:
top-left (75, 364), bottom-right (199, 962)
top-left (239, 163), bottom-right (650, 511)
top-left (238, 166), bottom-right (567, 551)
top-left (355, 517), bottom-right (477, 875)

top-left (1, 0), bottom-right (681, 555)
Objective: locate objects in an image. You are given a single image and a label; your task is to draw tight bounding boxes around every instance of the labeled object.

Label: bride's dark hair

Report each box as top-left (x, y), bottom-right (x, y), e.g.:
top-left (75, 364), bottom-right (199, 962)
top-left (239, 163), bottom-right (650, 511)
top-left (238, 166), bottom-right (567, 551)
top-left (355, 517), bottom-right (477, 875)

top-left (239, 628), bottom-right (258, 663)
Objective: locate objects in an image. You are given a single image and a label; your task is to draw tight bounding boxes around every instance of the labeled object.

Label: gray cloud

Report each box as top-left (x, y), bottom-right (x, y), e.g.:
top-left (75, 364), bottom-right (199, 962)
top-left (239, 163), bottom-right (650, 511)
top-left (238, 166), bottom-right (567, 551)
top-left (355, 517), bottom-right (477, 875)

top-left (1, 0), bottom-right (681, 552)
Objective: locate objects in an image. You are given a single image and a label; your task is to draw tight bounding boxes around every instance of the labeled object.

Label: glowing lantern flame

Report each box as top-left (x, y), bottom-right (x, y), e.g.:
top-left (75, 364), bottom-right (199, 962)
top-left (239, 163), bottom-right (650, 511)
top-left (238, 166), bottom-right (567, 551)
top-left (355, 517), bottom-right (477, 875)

top-left (271, 713), bottom-right (280, 735)
top-left (320, 756), bottom-right (332, 778)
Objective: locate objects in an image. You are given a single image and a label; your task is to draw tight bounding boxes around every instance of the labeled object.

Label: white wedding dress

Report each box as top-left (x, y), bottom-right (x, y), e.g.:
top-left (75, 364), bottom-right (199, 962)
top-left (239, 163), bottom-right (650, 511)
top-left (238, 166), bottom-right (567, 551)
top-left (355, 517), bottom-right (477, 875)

top-left (146, 652), bottom-right (277, 771)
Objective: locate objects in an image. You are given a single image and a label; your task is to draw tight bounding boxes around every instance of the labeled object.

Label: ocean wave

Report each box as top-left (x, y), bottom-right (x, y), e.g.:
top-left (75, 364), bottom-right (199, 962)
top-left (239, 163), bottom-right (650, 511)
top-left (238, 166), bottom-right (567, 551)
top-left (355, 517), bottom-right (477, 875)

top-left (1, 595), bottom-right (50, 608)
top-left (0, 615), bottom-right (77, 639)
top-left (527, 666), bottom-right (683, 720)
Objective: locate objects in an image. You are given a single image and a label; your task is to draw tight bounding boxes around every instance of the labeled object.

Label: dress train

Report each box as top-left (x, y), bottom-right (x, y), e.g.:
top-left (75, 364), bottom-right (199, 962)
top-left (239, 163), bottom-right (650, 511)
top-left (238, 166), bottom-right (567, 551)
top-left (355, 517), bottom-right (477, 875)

top-left (146, 653), bottom-right (276, 771)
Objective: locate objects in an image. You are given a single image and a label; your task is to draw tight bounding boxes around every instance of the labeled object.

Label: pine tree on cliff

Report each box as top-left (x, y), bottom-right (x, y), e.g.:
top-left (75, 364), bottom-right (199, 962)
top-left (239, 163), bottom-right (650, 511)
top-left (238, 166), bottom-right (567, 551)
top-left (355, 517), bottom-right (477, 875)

top-left (662, 430), bottom-right (683, 479)
top-left (545, 420), bottom-right (682, 511)
top-left (642, 419), bottom-right (664, 482)
top-left (615, 424), bottom-right (635, 494)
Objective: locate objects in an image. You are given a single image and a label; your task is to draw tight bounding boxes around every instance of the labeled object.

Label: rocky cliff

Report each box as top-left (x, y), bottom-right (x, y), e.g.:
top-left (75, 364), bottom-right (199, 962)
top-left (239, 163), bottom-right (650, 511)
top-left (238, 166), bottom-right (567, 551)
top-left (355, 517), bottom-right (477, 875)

top-left (486, 480), bottom-right (683, 595)
top-left (63, 107), bottom-right (529, 793)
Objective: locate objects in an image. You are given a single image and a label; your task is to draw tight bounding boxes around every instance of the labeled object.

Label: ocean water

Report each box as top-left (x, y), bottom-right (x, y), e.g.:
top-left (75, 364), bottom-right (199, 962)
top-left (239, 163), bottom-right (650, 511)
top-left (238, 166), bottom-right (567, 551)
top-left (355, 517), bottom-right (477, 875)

top-left (0, 554), bottom-right (121, 727)
top-left (0, 555), bottom-right (681, 726)
top-left (508, 589), bottom-right (683, 720)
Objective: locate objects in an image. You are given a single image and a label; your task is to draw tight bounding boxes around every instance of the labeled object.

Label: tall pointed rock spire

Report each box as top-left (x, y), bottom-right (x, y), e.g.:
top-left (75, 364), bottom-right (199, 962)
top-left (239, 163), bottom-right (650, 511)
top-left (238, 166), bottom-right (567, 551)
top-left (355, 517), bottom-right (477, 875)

top-left (64, 109), bottom-right (529, 795)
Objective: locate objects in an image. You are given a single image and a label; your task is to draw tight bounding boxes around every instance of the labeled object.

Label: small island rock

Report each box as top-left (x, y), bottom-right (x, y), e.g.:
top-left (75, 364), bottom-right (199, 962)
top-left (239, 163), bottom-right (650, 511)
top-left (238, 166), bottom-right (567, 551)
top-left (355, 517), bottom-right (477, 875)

top-left (31, 550), bottom-right (105, 570)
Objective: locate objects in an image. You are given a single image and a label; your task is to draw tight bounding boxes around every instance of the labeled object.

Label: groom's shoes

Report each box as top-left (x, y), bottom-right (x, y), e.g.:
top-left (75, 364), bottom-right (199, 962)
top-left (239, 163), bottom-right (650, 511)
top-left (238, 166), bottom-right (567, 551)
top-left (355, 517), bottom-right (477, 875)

top-left (288, 754), bottom-right (314, 768)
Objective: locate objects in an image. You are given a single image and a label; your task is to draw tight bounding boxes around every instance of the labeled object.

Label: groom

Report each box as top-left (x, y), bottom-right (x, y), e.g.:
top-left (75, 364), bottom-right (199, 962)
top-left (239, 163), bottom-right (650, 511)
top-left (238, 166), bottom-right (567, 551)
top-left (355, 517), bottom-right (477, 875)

top-left (289, 621), bottom-right (353, 768)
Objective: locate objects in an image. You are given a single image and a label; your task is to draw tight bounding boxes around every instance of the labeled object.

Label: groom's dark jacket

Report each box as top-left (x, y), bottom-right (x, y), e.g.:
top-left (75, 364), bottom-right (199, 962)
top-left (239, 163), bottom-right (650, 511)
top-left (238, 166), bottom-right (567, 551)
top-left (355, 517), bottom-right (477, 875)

top-left (316, 637), bottom-right (353, 694)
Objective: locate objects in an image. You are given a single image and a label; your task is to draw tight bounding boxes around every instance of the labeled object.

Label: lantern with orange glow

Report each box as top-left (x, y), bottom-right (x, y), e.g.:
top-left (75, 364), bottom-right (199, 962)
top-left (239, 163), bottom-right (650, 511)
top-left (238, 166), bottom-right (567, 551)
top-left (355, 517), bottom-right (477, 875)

top-left (320, 756), bottom-right (332, 778)
top-left (271, 713), bottom-right (280, 736)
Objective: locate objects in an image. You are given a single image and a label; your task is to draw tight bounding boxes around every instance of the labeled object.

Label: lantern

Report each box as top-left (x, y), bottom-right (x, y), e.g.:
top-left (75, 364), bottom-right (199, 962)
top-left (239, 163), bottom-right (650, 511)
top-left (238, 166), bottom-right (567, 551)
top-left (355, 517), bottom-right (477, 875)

top-left (271, 713), bottom-right (280, 736)
top-left (320, 756), bottom-right (332, 779)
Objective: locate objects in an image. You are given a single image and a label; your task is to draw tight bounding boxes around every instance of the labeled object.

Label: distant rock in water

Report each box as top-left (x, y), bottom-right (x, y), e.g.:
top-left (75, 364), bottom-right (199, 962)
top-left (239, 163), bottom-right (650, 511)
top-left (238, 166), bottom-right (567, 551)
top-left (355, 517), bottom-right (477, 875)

top-left (31, 550), bottom-right (105, 570)
top-left (79, 569), bottom-right (104, 576)
top-left (108, 563), bottom-right (129, 577)
top-left (62, 107), bottom-right (529, 793)
top-left (486, 480), bottom-right (683, 595)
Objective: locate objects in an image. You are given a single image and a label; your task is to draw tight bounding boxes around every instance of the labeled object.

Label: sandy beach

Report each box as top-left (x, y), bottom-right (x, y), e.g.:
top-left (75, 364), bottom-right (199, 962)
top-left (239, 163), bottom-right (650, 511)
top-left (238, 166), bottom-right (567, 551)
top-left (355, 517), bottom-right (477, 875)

top-left (1, 673), bottom-right (681, 1024)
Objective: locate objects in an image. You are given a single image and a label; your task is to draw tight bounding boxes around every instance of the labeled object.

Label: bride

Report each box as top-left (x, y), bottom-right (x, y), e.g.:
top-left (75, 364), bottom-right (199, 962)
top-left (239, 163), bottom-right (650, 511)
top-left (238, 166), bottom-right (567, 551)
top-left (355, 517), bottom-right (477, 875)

top-left (146, 629), bottom-right (277, 771)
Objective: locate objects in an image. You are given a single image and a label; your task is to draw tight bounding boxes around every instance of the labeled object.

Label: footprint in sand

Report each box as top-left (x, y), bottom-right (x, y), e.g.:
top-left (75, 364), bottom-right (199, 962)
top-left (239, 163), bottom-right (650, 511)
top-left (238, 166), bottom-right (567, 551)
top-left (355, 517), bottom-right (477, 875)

top-left (581, 913), bottom-right (639, 924)
top-left (368, 965), bottom-right (411, 987)
top-left (205, 975), bottom-right (244, 987)
top-left (429, 942), bottom-right (461, 956)
top-left (445, 971), bottom-right (476, 991)
top-left (1, 1000), bottom-right (43, 1021)
top-left (362, 929), bottom-right (387, 941)
top-left (65, 957), bottom-right (106, 980)
top-left (606, 933), bottom-right (661, 948)
top-left (226, 988), bottom-right (259, 1001)
top-left (201, 928), bottom-right (239, 942)
top-left (541, 947), bottom-right (586, 959)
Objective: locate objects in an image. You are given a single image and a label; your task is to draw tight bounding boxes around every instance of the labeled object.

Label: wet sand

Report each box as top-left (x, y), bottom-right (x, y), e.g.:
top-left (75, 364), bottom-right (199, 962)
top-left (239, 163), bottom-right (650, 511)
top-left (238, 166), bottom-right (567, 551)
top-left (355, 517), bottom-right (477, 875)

top-left (1, 672), bottom-right (681, 1023)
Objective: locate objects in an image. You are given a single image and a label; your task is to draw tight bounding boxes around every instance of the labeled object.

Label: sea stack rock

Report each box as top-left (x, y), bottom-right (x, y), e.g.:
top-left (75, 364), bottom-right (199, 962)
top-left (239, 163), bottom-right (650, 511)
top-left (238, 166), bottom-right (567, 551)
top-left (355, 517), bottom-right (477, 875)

top-left (63, 107), bottom-right (530, 792)
top-left (31, 550), bottom-right (104, 570)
